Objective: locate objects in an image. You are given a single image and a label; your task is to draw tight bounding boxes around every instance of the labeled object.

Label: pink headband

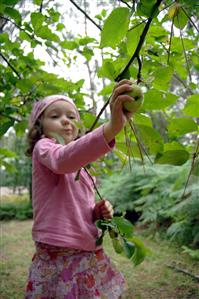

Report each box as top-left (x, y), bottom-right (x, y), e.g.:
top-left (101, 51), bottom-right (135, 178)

top-left (29, 95), bottom-right (80, 128)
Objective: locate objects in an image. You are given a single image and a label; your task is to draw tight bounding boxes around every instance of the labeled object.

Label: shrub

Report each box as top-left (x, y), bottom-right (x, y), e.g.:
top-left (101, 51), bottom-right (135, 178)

top-left (0, 194), bottom-right (33, 220)
top-left (99, 161), bottom-right (199, 247)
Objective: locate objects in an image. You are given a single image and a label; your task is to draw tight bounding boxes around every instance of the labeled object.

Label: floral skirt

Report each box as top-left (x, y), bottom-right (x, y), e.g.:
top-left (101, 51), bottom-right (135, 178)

top-left (25, 242), bottom-right (125, 299)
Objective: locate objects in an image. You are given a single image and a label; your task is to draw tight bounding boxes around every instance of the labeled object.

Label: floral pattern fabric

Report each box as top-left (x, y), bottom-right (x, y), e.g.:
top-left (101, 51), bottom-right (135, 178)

top-left (25, 242), bottom-right (125, 299)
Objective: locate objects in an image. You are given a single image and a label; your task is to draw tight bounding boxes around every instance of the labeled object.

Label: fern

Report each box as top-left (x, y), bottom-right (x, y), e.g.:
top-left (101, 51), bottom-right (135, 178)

top-left (99, 161), bottom-right (199, 246)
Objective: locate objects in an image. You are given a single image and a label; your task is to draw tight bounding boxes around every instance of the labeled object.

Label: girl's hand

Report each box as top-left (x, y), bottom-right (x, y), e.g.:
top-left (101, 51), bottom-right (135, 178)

top-left (104, 79), bottom-right (134, 142)
top-left (93, 199), bottom-right (114, 221)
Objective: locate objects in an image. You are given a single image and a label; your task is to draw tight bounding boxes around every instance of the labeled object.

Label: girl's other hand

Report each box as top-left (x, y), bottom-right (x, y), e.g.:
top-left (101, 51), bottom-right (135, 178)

top-left (93, 199), bottom-right (114, 221)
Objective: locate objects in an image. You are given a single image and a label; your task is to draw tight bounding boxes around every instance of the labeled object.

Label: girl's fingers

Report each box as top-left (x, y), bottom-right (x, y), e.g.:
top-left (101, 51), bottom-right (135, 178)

top-left (111, 84), bottom-right (133, 103)
top-left (101, 201), bottom-right (114, 219)
top-left (113, 79), bottom-right (133, 90)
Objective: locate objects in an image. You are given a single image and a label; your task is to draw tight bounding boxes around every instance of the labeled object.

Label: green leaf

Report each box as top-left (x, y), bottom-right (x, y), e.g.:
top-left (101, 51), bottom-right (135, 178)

top-left (143, 89), bottom-right (178, 110)
top-left (174, 8), bottom-right (188, 29)
top-left (56, 23), bottom-right (65, 31)
top-left (112, 238), bottom-right (124, 254)
top-left (133, 113), bottom-right (152, 127)
top-left (1, 161), bottom-right (17, 173)
top-left (33, 0), bottom-right (42, 5)
top-left (130, 236), bottom-right (147, 266)
top-left (0, 32), bottom-right (9, 43)
top-left (1, 0), bottom-right (20, 5)
top-left (35, 26), bottom-right (60, 42)
top-left (81, 47), bottom-right (94, 62)
top-left (98, 59), bottom-right (116, 80)
top-left (137, 0), bottom-right (157, 17)
top-left (31, 12), bottom-right (45, 31)
top-left (60, 40), bottom-right (78, 50)
top-left (0, 148), bottom-right (16, 158)
top-left (14, 120), bottom-right (28, 136)
top-left (4, 7), bottom-right (21, 25)
top-left (168, 118), bottom-right (198, 137)
top-left (152, 66), bottom-right (173, 90)
top-left (155, 150), bottom-right (189, 166)
top-left (98, 82), bottom-right (115, 97)
top-left (164, 142), bottom-right (186, 152)
top-left (16, 79), bottom-right (34, 93)
top-left (100, 7), bottom-right (130, 49)
top-left (126, 23), bottom-right (145, 55)
top-left (78, 36), bottom-right (96, 46)
top-left (49, 132), bottom-right (65, 145)
top-left (112, 216), bottom-right (134, 237)
top-left (123, 240), bottom-right (135, 258)
top-left (137, 125), bottom-right (164, 154)
top-left (0, 120), bottom-right (14, 138)
top-left (183, 94), bottom-right (199, 117)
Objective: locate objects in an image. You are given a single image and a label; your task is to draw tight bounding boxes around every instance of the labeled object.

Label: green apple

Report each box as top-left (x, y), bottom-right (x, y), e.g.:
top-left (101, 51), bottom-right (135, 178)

top-left (123, 84), bottom-right (144, 113)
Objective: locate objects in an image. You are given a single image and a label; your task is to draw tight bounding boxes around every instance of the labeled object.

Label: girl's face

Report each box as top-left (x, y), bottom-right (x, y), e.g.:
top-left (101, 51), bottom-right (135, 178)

top-left (42, 100), bottom-right (79, 144)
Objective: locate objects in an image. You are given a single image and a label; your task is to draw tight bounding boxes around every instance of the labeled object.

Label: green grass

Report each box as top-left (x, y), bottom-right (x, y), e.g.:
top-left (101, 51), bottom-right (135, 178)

top-left (0, 220), bottom-right (199, 299)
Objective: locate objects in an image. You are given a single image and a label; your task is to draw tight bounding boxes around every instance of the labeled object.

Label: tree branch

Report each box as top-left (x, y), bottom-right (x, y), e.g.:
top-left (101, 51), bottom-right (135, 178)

top-left (136, 55), bottom-right (142, 83)
top-left (39, 0), bottom-right (44, 13)
top-left (89, 0), bottom-right (163, 131)
top-left (181, 139), bottom-right (199, 199)
top-left (0, 52), bottom-right (21, 79)
top-left (167, 264), bottom-right (199, 282)
top-left (115, 0), bottom-right (163, 82)
top-left (117, 0), bottom-right (132, 9)
top-left (69, 0), bottom-right (102, 31)
top-left (0, 16), bottom-right (41, 45)
top-left (177, 14), bottom-right (191, 82)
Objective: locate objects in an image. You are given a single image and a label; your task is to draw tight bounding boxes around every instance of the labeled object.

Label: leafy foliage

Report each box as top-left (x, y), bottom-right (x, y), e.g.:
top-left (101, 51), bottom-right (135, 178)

top-left (0, 194), bottom-right (32, 220)
top-left (0, 0), bottom-right (198, 170)
top-left (99, 162), bottom-right (199, 247)
top-left (95, 216), bottom-right (148, 266)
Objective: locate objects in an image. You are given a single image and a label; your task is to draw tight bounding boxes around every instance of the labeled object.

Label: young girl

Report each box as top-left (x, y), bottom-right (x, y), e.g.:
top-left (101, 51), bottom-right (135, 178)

top-left (25, 79), bottom-right (134, 299)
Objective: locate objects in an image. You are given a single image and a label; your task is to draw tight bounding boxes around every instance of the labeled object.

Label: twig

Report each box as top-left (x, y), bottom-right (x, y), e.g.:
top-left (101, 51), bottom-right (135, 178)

top-left (181, 7), bottom-right (199, 33)
top-left (181, 139), bottom-right (199, 199)
top-left (0, 16), bottom-right (41, 44)
top-left (39, 0), bottom-right (43, 13)
top-left (167, 264), bottom-right (199, 282)
top-left (167, 15), bottom-right (174, 64)
top-left (0, 52), bottom-right (21, 79)
top-left (128, 19), bottom-right (148, 32)
top-left (177, 14), bottom-right (192, 82)
top-left (136, 55), bottom-right (142, 83)
top-left (159, 42), bottom-right (193, 94)
top-left (88, 96), bottom-right (110, 132)
top-left (124, 126), bottom-right (132, 171)
top-left (173, 73), bottom-right (193, 95)
top-left (129, 119), bottom-right (153, 165)
top-left (83, 167), bottom-right (103, 200)
top-left (69, 0), bottom-right (102, 31)
top-left (117, 0), bottom-right (132, 9)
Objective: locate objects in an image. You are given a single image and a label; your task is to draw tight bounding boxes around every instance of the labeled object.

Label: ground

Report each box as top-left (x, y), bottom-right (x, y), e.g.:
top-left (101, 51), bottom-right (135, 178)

top-left (0, 220), bottom-right (199, 299)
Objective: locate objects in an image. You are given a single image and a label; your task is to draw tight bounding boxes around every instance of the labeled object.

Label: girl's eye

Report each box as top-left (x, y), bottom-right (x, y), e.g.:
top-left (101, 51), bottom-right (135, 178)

top-left (68, 115), bottom-right (76, 120)
top-left (51, 115), bottom-right (58, 119)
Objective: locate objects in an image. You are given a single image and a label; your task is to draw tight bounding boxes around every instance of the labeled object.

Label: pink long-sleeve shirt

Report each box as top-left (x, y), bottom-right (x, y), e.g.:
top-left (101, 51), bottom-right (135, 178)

top-left (31, 125), bottom-right (114, 251)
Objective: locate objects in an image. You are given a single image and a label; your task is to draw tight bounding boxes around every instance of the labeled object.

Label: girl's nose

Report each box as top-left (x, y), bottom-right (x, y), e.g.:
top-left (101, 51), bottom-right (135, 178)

top-left (61, 116), bottom-right (70, 124)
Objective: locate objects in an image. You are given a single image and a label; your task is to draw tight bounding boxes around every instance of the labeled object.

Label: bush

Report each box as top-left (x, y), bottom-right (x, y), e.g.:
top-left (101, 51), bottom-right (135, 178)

top-left (0, 194), bottom-right (33, 220)
top-left (99, 161), bottom-right (199, 247)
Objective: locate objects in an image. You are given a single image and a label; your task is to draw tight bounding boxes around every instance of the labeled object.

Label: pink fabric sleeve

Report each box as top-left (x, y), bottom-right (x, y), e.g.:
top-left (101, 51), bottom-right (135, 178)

top-left (34, 125), bottom-right (115, 174)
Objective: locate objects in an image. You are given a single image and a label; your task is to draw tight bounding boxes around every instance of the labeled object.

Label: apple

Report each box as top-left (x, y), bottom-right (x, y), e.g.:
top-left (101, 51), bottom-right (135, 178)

top-left (123, 84), bottom-right (144, 113)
